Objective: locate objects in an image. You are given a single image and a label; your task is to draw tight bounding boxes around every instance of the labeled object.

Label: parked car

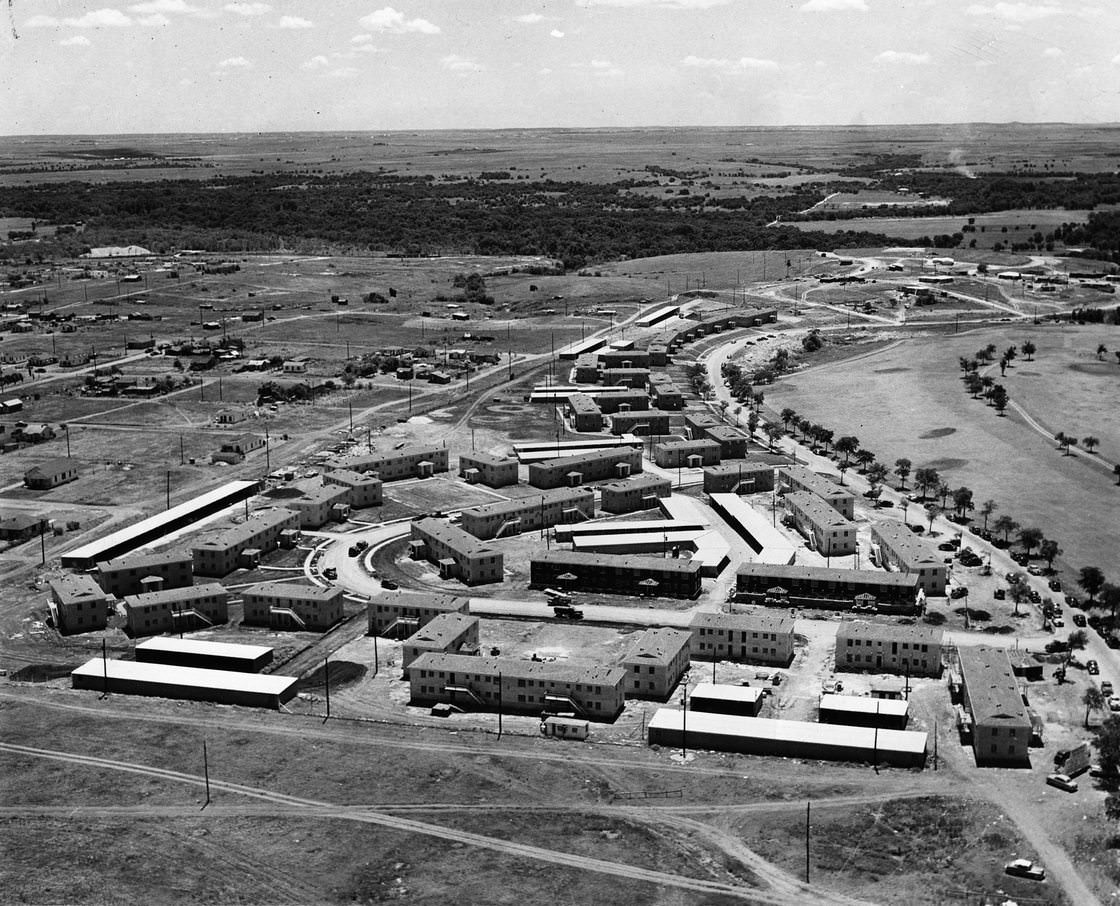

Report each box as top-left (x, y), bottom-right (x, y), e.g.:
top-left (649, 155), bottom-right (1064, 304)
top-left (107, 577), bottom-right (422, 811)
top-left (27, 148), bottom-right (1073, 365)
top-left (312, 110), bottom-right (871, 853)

top-left (1045, 640), bottom-right (1069, 654)
top-left (950, 586), bottom-right (969, 599)
top-left (1101, 681), bottom-right (1114, 696)
top-left (1027, 564), bottom-right (1045, 576)
top-left (1110, 697), bottom-right (1120, 712)
top-left (1052, 615), bottom-right (1065, 628)
top-left (994, 588), bottom-right (1006, 600)
top-left (380, 578), bottom-right (399, 590)
top-left (323, 567), bottom-right (337, 580)
top-left (1048, 578), bottom-right (1062, 592)
top-left (1086, 659), bottom-right (1099, 675)
top-left (1046, 773), bottom-right (1078, 793)
top-left (938, 542), bottom-right (956, 552)
top-left (821, 679), bottom-right (843, 694)
top-left (1108, 635), bottom-right (1120, 650)
top-left (1073, 614), bottom-right (1086, 627)
top-left (1005, 859), bottom-right (1045, 881)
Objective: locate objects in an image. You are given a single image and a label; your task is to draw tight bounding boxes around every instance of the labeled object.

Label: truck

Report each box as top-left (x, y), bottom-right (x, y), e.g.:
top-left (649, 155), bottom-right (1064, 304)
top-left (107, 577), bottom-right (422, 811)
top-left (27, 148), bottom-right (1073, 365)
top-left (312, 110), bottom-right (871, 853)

top-left (543, 588), bottom-right (573, 607)
top-left (1054, 741), bottom-right (1092, 777)
top-left (553, 605), bottom-right (584, 621)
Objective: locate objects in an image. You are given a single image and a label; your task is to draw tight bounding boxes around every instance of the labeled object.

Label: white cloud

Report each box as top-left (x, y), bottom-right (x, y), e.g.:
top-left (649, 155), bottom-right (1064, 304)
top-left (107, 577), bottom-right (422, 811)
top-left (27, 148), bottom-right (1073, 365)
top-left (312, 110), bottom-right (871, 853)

top-left (1113, 54), bottom-right (1120, 65)
top-left (351, 33), bottom-right (373, 43)
top-left (577, 0), bottom-right (733, 8)
top-left (224, 2), bottom-right (270, 15)
top-left (60, 35), bottom-right (92, 46)
top-left (326, 67), bottom-right (360, 79)
top-left (515, 13), bottom-right (545, 23)
top-left (800, 0), bottom-right (867, 11)
top-left (965, 3), bottom-right (1060, 22)
top-left (277, 15), bottom-right (313, 28)
top-left (360, 7), bottom-right (440, 34)
top-left (875, 50), bottom-right (931, 64)
top-left (136, 13), bottom-right (171, 25)
top-left (218, 56), bottom-right (253, 68)
top-left (301, 55), bottom-right (330, 70)
top-left (1042, 46), bottom-right (1063, 58)
top-left (129, 0), bottom-right (197, 14)
top-left (681, 54), bottom-right (779, 72)
top-left (441, 54), bottom-right (483, 72)
top-left (539, 67), bottom-right (553, 75)
top-left (550, 28), bottom-right (565, 37)
top-left (589, 59), bottom-right (624, 76)
top-left (28, 8), bottom-right (133, 28)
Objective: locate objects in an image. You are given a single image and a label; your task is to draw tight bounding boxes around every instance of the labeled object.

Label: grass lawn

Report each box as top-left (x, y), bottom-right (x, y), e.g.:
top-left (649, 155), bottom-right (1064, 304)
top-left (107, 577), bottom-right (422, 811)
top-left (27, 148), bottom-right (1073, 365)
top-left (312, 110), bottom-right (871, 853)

top-left (766, 324), bottom-right (1119, 574)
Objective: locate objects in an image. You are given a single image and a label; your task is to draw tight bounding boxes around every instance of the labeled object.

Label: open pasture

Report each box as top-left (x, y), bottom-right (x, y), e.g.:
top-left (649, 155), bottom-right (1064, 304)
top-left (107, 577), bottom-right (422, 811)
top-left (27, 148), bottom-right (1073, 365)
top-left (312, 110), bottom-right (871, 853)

top-left (792, 208), bottom-right (1092, 244)
top-left (766, 324), bottom-right (1119, 573)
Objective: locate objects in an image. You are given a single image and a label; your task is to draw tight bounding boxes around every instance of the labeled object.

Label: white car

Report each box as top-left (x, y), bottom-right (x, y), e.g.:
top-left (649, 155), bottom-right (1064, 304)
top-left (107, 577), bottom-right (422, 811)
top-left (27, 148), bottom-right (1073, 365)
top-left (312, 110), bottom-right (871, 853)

top-left (1046, 773), bottom-right (1078, 793)
top-left (1109, 697), bottom-right (1120, 713)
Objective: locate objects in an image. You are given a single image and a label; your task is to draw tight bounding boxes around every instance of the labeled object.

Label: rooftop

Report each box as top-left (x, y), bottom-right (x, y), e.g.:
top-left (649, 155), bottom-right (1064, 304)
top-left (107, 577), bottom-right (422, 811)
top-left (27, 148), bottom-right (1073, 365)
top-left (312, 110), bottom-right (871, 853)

top-left (324, 468), bottom-right (382, 486)
top-left (621, 627), bottom-right (692, 665)
top-left (462, 487), bottom-right (592, 519)
top-left (873, 521), bottom-right (943, 567)
top-left (656, 439), bottom-right (721, 452)
top-left (958, 645), bottom-right (1031, 727)
top-left (25, 457), bottom-right (78, 478)
top-left (410, 651), bottom-right (627, 686)
top-left (837, 619), bottom-right (943, 646)
top-left (123, 583), bottom-right (228, 608)
top-left (599, 473), bottom-right (671, 493)
top-left (459, 451), bottom-right (517, 468)
top-left (690, 610), bottom-right (795, 635)
top-left (72, 657), bottom-right (296, 695)
top-left (691, 682), bottom-right (764, 705)
top-left (135, 636), bottom-right (272, 661)
top-left (192, 506), bottom-right (298, 551)
top-left (49, 574), bottom-right (105, 606)
top-left (785, 491), bottom-right (856, 529)
top-left (97, 549), bottom-right (192, 572)
top-left (535, 549), bottom-right (702, 575)
top-left (736, 561), bottom-right (920, 588)
top-left (406, 612), bottom-right (477, 647)
top-left (243, 580), bottom-right (341, 601)
top-left (704, 461), bottom-right (775, 476)
top-left (414, 517), bottom-right (499, 556)
top-left (819, 694), bottom-right (910, 718)
top-left (780, 465), bottom-right (854, 501)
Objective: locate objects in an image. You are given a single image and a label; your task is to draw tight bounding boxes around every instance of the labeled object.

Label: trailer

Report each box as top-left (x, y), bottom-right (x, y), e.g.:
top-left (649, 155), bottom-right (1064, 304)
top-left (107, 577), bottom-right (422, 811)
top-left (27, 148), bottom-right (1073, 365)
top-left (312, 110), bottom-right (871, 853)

top-left (541, 716), bottom-right (590, 740)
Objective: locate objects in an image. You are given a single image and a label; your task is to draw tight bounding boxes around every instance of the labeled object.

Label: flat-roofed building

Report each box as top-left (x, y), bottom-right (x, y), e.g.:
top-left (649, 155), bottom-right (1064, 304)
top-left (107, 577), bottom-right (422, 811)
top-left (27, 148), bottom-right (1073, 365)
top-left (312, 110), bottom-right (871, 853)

top-left (191, 507), bottom-right (301, 577)
top-left (684, 412), bottom-right (722, 438)
top-left (958, 645), bottom-right (1031, 766)
top-left (703, 461), bottom-right (775, 494)
top-left (71, 658), bottom-right (297, 709)
top-left (689, 611), bottom-right (795, 666)
top-left (211, 434), bottom-right (265, 464)
top-left (241, 581), bottom-right (344, 631)
top-left (572, 354), bottom-right (600, 383)
top-left (323, 468), bottom-right (384, 508)
top-left (619, 627), bottom-right (692, 700)
top-left (871, 522), bottom-right (948, 596)
top-left (599, 474), bottom-right (672, 514)
top-left (735, 563), bottom-right (922, 612)
top-left (460, 487), bottom-right (594, 540)
top-left (402, 613), bottom-right (480, 675)
top-left (531, 549), bottom-right (702, 600)
top-left (783, 491), bottom-right (857, 557)
top-left (528, 447), bottom-right (642, 490)
top-left (368, 593), bottom-right (470, 637)
top-left (609, 411), bottom-right (670, 436)
top-left (290, 484), bottom-right (351, 529)
top-left (654, 439), bottom-right (721, 469)
top-left (835, 621), bottom-right (943, 677)
top-left (410, 518), bottom-right (504, 586)
top-left (690, 682), bottom-right (764, 717)
top-left (709, 494), bottom-right (798, 565)
top-left (24, 457), bottom-right (80, 490)
top-left (601, 367), bottom-right (650, 389)
top-left (96, 550), bottom-right (193, 598)
top-left (122, 583), bottom-right (230, 637)
top-left (778, 466), bottom-right (855, 519)
top-left (330, 445), bottom-right (449, 481)
top-left (567, 393), bottom-right (604, 432)
top-left (703, 426), bottom-right (750, 460)
top-left (49, 574), bottom-right (109, 635)
top-left (649, 375), bottom-right (684, 410)
top-left (457, 452), bottom-right (519, 489)
top-left (557, 335), bottom-right (606, 360)
top-left (594, 390), bottom-right (650, 414)
top-left (135, 636), bottom-right (273, 672)
top-left (599, 349), bottom-right (651, 370)
top-left (409, 651), bottom-right (626, 721)
top-left (819, 694), bottom-right (910, 730)
top-left (648, 708), bottom-right (926, 767)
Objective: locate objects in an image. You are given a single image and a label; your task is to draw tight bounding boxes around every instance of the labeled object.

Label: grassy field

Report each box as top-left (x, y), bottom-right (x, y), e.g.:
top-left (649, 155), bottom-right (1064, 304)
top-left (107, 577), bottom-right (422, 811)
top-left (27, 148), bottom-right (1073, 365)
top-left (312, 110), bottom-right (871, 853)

top-left (791, 208), bottom-right (1092, 245)
top-left (765, 324), bottom-right (1119, 577)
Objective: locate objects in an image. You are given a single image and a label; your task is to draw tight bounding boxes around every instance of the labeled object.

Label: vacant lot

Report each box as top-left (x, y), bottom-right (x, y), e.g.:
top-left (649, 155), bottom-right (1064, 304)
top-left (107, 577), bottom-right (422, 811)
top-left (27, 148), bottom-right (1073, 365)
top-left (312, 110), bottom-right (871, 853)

top-left (791, 208), bottom-right (1091, 245)
top-left (766, 324), bottom-right (1119, 574)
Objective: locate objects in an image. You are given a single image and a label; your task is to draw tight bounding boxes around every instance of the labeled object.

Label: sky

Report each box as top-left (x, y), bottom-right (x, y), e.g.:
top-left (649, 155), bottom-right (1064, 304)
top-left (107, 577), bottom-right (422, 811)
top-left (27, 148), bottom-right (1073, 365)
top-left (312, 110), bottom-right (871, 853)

top-left (2, 0), bottom-right (1119, 134)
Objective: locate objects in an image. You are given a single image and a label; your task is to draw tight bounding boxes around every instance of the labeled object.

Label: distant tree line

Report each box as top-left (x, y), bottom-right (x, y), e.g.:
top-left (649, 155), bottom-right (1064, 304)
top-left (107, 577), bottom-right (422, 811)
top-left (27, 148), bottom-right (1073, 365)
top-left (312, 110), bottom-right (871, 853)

top-left (0, 173), bottom-right (901, 270)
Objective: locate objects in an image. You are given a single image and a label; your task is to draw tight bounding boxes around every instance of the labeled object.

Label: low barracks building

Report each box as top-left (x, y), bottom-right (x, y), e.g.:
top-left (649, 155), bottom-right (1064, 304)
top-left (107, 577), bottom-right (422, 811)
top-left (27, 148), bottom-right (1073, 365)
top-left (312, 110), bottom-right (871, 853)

top-left (835, 621), bottom-right (944, 677)
top-left (654, 439), bottom-right (721, 469)
top-left (778, 466), bottom-right (855, 520)
top-left (531, 550), bottom-right (703, 599)
top-left (402, 613), bottom-right (480, 675)
top-left (122, 583), bottom-right (231, 637)
top-left (619, 627), bottom-right (692, 700)
top-left (331, 445), bottom-right (449, 481)
top-left (241, 581), bottom-right (344, 631)
top-left (568, 393), bottom-right (604, 432)
top-left (460, 487), bottom-right (595, 540)
top-left (457, 452), bottom-right (519, 488)
top-left (958, 645), bottom-right (1031, 766)
top-left (96, 550), bottom-right (194, 598)
top-left (290, 484), bottom-right (350, 529)
top-left (24, 457), bottom-right (80, 490)
top-left (783, 491), bottom-right (858, 557)
top-left (610, 411), bottom-right (670, 436)
top-left (528, 447), bottom-right (642, 489)
top-left (871, 522), bottom-right (948, 596)
top-left (410, 517), bottom-right (504, 586)
top-left (703, 426), bottom-right (750, 460)
top-left (368, 593), bottom-right (470, 637)
top-left (736, 562), bottom-right (922, 612)
top-left (323, 469), bottom-right (384, 508)
top-left (689, 611), bottom-right (795, 666)
top-left (409, 652), bottom-right (627, 721)
top-left (599, 474), bottom-right (672, 514)
top-left (703, 461), bottom-right (775, 494)
top-left (594, 390), bottom-right (649, 414)
top-left (192, 507), bottom-right (301, 577)
top-left (49, 574), bottom-right (109, 635)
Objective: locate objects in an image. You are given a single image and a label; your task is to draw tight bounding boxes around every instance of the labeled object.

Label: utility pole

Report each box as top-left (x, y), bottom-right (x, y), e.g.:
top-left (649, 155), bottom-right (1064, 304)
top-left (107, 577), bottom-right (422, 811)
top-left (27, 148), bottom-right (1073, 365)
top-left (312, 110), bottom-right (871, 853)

top-left (348, 401), bottom-right (353, 434)
top-left (680, 676), bottom-right (689, 759)
top-left (180, 435), bottom-right (185, 466)
top-left (40, 524), bottom-right (47, 566)
top-left (805, 802), bottom-right (811, 883)
top-left (373, 635), bottom-right (379, 676)
top-left (65, 430), bottom-right (71, 459)
top-left (324, 656), bottom-right (331, 721)
top-left (202, 740), bottom-right (211, 809)
top-left (497, 671), bottom-right (503, 740)
top-left (166, 470), bottom-right (171, 510)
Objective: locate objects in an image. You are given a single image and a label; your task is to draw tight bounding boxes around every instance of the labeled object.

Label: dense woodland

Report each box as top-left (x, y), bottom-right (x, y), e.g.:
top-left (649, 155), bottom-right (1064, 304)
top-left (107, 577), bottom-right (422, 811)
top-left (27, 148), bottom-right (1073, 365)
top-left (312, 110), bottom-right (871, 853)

top-left (4, 167), bottom-right (1120, 267)
top-left (0, 174), bottom-right (895, 269)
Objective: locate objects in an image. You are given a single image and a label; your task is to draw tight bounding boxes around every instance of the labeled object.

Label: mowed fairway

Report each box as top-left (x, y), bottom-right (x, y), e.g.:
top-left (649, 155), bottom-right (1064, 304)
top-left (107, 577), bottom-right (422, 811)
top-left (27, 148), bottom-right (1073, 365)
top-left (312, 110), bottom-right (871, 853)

top-left (767, 325), bottom-right (1119, 574)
